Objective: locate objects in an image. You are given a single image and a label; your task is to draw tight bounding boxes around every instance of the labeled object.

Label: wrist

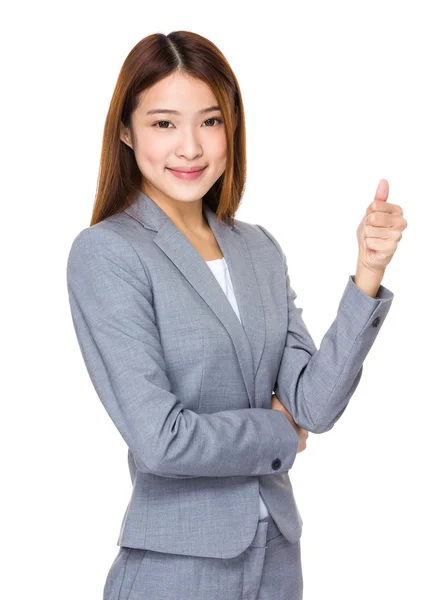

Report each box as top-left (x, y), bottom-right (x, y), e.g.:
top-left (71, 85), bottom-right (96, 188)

top-left (354, 261), bottom-right (385, 298)
top-left (354, 263), bottom-right (385, 298)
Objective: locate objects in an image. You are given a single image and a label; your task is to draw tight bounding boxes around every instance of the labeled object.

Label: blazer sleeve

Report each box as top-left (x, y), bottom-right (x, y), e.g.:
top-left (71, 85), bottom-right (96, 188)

top-left (66, 226), bottom-right (299, 479)
top-left (256, 224), bottom-right (394, 434)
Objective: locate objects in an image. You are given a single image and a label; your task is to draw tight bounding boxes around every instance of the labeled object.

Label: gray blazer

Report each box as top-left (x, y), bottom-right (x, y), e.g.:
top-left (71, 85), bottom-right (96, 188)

top-left (66, 190), bottom-right (394, 559)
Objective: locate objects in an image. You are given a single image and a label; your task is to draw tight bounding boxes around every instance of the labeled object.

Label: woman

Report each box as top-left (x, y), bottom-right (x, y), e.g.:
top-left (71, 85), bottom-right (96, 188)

top-left (66, 31), bottom-right (406, 599)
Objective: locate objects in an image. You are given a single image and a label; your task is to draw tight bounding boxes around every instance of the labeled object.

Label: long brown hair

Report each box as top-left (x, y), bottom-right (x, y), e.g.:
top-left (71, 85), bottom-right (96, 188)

top-left (90, 31), bottom-right (246, 228)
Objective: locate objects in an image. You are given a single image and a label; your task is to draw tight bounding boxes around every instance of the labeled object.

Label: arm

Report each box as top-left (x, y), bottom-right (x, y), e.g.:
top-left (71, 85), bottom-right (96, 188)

top-left (257, 224), bottom-right (394, 434)
top-left (66, 226), bottom-right (299, 478)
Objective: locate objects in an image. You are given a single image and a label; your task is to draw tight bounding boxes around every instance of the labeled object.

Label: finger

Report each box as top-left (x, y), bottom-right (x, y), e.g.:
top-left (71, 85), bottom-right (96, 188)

top-left (364, 237), bottom-right (396, 251)
top-left (367, 201), bottom-right (402, 216)
top-left (365, 225), bottom-right (399, 239)
top-left (375, 179), bottom-right (389, 202)
top-left (366, 212), bottom-right (399, 227)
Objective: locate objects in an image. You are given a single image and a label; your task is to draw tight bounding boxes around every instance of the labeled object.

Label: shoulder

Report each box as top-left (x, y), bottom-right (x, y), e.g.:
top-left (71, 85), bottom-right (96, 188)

top-left (233, 217), bottom-right (284, 261)
top-left (66, 215), bottom-right (149, 285)
top-left (68, 212), bottom-right (140, 251)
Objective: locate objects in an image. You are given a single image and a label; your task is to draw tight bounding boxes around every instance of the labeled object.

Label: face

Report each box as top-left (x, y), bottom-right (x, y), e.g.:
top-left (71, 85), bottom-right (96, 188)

top-left (120, 72), bottom-right (229, 211)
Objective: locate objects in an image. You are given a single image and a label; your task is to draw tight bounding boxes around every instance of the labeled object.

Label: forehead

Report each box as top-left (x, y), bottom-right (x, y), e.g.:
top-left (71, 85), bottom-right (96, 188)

top-left (138, 73), bottom-right (218, 113)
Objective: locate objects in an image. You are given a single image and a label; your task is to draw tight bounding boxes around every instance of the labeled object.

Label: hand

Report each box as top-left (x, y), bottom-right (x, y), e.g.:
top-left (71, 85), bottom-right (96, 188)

top-left (271, 393), bottom-right (309, 453)
top-left (356, 179), bottom-right (408, 274)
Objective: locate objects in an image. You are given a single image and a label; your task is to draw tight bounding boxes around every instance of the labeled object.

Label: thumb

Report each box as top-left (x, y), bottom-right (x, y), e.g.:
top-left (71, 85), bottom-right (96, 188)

top-left (375, 178), bottom-right (389, 202)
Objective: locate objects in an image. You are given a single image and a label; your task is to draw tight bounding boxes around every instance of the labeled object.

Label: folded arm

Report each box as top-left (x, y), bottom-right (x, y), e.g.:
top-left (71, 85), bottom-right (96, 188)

top-left (257, 224), bottom-right (394, 434)
top-left (66, 226), bottom-right (299, 478)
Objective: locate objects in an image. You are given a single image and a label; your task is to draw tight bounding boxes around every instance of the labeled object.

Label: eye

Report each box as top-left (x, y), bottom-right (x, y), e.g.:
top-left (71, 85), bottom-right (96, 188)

top-left (153, 117), bottom-right (223, 129)
top-left (203, 117), bottom-right (223, 127)
top-left (154, 121), bottom-right (173, 129)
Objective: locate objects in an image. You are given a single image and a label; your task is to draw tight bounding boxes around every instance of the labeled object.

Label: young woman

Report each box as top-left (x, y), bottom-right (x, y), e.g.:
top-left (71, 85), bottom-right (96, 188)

top-left (66, 30), bottom-right (405, 600)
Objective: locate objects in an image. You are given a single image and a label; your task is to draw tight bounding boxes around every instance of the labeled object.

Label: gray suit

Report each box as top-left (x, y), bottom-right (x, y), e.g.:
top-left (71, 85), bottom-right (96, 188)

top-left (66, 190), bottom-right (394, 559)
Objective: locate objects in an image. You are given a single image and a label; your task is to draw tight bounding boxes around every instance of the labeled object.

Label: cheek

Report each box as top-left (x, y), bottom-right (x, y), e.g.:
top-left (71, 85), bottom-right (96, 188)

top-left (134, 132), bottom-right (169, 165)
top-left (212, 134), bottom-right (227, 162)
top-left (137, 150), bottom-right (168, 175)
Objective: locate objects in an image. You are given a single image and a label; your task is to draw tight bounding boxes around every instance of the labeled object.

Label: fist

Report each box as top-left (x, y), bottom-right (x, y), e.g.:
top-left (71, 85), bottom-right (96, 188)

top-left (356, 179), bottom-right (408, 273)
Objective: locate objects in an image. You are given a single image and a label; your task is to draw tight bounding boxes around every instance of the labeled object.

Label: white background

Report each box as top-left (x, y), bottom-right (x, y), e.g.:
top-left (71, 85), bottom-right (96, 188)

top-left (2, 1), bottom-right (446, 598)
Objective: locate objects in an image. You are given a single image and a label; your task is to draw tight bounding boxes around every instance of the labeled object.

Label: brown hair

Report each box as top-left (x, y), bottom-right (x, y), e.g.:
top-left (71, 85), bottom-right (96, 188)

top-left (90, 31), bottom-right (246, 228)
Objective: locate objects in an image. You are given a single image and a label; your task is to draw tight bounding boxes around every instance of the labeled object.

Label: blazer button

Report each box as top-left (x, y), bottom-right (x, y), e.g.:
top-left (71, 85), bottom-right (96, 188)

top-left (271, 458), bottom-right (282, 470)
top-left (372, 317), bottom-right (381, 328)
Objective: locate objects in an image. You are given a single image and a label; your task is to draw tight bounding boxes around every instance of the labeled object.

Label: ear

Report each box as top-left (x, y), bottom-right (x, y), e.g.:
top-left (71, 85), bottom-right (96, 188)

top-left (120, 122), bottom-right (133, 149)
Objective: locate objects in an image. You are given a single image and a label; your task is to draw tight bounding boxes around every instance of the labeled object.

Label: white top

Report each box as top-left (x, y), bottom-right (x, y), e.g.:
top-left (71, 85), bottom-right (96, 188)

top-left (206, 257), bottom-right (269, 519)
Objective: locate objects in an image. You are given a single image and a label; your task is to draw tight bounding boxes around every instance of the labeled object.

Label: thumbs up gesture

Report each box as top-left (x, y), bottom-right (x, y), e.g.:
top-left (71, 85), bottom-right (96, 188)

top-left (356, 179), bottom-right (408, 273)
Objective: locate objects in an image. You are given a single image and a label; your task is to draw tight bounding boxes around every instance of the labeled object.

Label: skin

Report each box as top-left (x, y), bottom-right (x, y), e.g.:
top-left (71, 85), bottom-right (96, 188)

top-left (120, 71), bottom-right (229, 237)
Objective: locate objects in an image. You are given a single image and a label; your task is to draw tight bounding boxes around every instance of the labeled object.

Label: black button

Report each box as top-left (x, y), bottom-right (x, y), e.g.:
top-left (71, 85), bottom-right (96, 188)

top-left (372, 317), bottom-right (381, 328)
top-left (271, 458), bottom-right (281, 470)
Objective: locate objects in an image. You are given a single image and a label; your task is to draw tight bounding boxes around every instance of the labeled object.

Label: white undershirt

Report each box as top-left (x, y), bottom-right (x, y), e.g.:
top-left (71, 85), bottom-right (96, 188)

top-left (205, 257), bottom-right (269, 519)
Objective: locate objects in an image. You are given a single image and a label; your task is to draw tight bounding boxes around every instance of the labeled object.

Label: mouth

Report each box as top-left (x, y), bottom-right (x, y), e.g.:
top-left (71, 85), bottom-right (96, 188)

top-left (167, 166), bottom-right (207, 180)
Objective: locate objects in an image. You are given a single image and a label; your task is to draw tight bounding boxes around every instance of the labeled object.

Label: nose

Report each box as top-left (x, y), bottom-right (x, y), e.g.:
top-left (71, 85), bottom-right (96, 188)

top-left (176, 126), bottom-right (203, 159)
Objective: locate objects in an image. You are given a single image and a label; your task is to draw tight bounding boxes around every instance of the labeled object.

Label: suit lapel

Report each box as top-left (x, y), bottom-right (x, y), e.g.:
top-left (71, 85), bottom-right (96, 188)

top-left (123, 190), bottom-right (266, 408)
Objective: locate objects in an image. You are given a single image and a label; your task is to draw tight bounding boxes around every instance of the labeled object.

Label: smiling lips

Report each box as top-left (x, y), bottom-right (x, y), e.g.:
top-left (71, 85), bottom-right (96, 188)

top-left (168, 166), bottom-right (206, 172)
top-left (167, 166), bottom-right (207, 180)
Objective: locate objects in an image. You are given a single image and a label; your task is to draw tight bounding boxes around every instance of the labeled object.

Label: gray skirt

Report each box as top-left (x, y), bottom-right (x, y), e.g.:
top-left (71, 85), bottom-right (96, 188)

top-left (103, 514), bottom-right (303, 600)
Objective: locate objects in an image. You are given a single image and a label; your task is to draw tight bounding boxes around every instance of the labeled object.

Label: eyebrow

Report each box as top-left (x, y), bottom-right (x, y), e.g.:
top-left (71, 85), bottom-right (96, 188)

top-left (145, 105), bottom-right (222, 116)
